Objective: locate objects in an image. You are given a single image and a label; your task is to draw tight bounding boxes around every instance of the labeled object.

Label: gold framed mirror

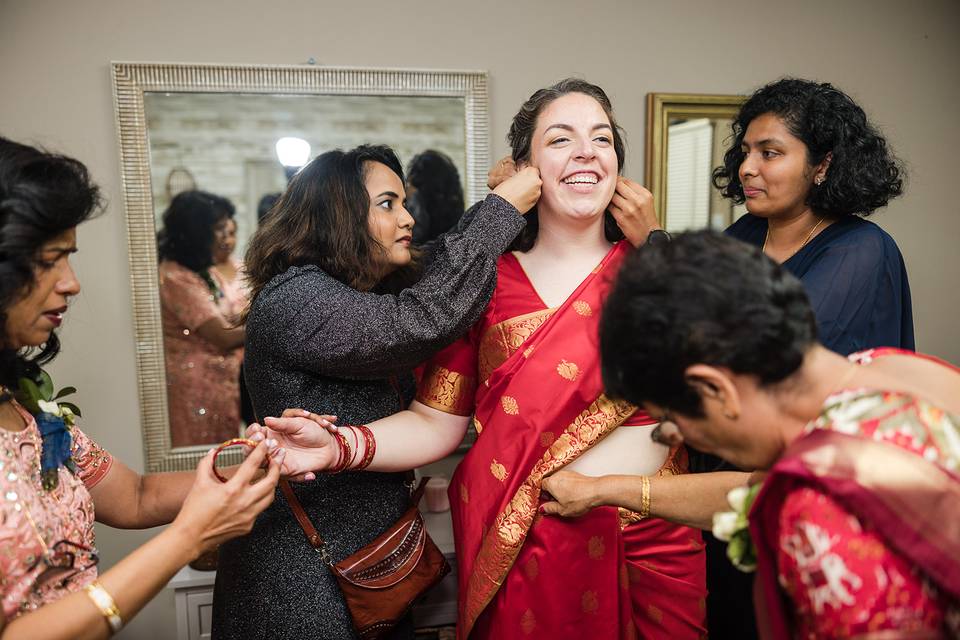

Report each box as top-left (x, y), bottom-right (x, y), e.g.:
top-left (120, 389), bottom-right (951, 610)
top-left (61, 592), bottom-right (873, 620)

top-left (645, 93), bottom-right (747, 232)
top-left (111, 62), bottom-right (490, 472)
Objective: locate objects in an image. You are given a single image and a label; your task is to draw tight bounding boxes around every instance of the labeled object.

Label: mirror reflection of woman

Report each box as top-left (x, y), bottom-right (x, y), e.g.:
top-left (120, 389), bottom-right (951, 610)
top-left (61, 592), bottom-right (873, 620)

top-left (157, 191), bottom-right (245, 447)
top-left (592, 232), bottom-right (959, 639)
top-left (213, 144), bottom-right (539, 640)
top-left (258, 80), bottom-right (706, 639)
top-left (0, 137), bottom-right (280, 640)
top-left (211, 216), bottom-right (249, 317)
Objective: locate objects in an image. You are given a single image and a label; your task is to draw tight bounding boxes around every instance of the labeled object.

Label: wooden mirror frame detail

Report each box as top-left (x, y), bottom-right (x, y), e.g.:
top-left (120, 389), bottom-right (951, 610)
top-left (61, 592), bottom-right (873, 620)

top-left (644, 92), bottom-right (746, 228)
top-left (111, 62), bottom-right (490, 472)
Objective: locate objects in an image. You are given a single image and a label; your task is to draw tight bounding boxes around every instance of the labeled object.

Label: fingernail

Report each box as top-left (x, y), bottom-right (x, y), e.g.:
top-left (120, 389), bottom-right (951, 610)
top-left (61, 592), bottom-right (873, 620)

top-left (301, 409), bottom-right (310, 416)
top-left (305, 472), bottom-right (316, 481)
top-left (251, 432), bottom-right (264, 442)
top-left (267, 439), bottom-right (277, 448)
top-left (275, 448), bottom-right (286, 459)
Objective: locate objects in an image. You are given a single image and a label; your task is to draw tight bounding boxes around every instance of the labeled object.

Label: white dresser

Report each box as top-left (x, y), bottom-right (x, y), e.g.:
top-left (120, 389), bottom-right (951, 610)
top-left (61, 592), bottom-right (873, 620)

top-left (167, 510), bottom-right (458, 640)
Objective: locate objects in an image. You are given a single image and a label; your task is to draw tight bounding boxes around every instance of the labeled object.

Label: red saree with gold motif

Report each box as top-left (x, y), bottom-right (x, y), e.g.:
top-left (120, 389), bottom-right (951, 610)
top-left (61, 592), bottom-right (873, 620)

top-left (417, 241), bottom-right (707, 639)
top-left (750, 349), bottom-right (960, 639)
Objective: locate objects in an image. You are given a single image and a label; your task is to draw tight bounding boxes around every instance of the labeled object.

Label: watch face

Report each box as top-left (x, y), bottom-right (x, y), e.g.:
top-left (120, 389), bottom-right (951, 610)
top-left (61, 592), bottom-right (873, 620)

top-left (647, 229), bottom-right (671, 245)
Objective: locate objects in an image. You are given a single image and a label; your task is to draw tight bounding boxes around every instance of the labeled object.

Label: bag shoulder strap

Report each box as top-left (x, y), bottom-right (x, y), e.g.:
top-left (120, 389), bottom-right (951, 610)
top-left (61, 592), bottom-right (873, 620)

top-left (280, 477), bottom-right (430, 552)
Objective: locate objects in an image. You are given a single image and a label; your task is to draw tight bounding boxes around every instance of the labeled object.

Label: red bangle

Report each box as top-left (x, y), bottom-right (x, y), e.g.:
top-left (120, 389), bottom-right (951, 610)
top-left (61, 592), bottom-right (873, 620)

top-left (354, 425), bottom-right (376, 471)
top-left (211, 438), bottom-right (260, 483)
top-left (328, 429), bottom-right (352, 474)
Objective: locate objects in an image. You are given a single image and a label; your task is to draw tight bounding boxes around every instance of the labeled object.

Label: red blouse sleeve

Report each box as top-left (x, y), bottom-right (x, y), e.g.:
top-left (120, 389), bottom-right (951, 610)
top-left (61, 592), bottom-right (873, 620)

top-left (776, 484), bottom-right (949, 637)
top-left (71, 426), bottom-right (114, 490)
top-left (415, 324), bottom-right (481, 417)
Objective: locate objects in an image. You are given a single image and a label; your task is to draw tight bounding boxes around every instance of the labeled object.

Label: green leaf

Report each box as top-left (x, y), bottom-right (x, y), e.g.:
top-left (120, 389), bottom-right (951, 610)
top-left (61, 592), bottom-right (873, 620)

top-left (59, 402), bottom-right (82, 418)
top-left (38, 370), bottom-right (54, 400)
top-left (16, 378), bottom-right (42, 412)
top-left (54, 386), bottom-right (77, 400)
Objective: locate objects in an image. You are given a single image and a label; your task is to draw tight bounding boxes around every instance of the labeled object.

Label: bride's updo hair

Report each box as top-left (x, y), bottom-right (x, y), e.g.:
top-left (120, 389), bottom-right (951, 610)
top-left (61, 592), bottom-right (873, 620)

top-left (507, 78), bottom-right (626, 251)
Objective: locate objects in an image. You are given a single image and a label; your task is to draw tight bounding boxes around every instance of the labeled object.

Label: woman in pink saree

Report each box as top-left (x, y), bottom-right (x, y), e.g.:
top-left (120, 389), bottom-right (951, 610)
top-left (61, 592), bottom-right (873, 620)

top-left (589, 231), bottom-right (960, 638)
top-left (257, 79), bottom-right (707, 639)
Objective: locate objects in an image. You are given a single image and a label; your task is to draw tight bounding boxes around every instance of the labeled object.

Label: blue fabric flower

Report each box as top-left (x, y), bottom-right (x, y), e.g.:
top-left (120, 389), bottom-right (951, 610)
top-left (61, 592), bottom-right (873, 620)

top-left (35, 411), bottom-right (73, 490)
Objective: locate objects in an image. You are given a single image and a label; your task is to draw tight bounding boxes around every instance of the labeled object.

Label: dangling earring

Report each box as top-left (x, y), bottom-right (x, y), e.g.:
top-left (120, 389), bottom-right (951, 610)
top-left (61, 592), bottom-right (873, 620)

top-left (815, 176), bottom-right (825, 186)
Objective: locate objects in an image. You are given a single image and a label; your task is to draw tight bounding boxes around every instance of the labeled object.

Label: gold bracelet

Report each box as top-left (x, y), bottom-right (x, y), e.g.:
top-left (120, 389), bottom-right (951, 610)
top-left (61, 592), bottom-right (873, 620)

top-left (639, 476), bottom-right (651, 519)
top-left (84, 581), bottom-right (123, 635)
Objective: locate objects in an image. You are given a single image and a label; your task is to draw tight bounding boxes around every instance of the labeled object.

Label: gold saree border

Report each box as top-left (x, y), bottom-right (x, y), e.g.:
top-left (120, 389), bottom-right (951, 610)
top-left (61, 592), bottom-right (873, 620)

top-left (461, 394), bottom-right (636, 636)
top-left (477, 308), bottom-right (556, 382)
top-left (416, 365), bottom-right (476, 416)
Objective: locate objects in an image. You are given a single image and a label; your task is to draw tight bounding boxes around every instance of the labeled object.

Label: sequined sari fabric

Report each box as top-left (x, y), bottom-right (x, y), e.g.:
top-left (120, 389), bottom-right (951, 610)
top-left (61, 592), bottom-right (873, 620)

top-left (0, 402), bottom-right (112, 620)
top-left (159, 259), bottom-right (243, 446)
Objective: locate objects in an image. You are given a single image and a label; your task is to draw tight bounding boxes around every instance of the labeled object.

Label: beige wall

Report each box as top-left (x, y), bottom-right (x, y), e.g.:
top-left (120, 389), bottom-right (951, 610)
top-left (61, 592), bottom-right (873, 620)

top-left (2, 0), bottom-right (958, 637)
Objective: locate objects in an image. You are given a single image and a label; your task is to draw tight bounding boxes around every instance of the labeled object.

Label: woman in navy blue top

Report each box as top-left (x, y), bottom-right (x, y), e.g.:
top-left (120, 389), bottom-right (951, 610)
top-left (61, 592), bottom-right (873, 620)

top-left (706, 78), bottom-right (914, 639)
top-left (719, 78), bottom-right (913, 357)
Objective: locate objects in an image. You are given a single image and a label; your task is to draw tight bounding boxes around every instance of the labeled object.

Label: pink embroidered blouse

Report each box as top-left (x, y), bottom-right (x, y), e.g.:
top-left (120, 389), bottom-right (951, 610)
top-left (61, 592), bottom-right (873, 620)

top-left (0, 402), bottom-right (113, 621)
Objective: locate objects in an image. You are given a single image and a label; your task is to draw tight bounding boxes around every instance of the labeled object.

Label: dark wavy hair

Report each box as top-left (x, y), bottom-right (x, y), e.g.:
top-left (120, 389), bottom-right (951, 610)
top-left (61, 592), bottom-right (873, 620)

top-left (0, 137), bottom-right (103, 391)
top-left (600, 231), bottom-right (817, 417)
top-left (157, 190), bottom-right (235, 273)
top-left (507, 78), bottom-right (627, 251)
top-left (406, 150), bottom-right (464, 245)
top-left (712, 78), bottom-right (904, 217)
top-left (245, 144), bottom-right (418, 311)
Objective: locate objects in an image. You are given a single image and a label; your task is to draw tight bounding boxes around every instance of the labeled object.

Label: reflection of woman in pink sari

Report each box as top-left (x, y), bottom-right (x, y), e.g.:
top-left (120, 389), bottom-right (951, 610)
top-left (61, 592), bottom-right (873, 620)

top-left (594, 231), bottom-right (960, 638)
top-left (260, 79), bottom-right (707, 639)
top-left (158, 191), bottom-right (245, 446)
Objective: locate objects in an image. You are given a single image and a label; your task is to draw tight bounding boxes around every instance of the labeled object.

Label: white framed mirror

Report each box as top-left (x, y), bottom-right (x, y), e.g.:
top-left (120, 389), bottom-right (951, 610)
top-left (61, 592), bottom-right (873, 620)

top-left (112, 62), bottom-right (490, 471)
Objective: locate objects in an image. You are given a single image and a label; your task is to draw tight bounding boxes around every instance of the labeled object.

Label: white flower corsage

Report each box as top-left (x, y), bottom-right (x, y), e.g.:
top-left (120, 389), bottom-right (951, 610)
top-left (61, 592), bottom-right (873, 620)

top-left (712, 483), bottom-right (761, 572)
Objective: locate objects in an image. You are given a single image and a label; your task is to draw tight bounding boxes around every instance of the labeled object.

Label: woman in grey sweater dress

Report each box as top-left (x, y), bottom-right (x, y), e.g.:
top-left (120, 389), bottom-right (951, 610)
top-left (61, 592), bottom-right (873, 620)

top-left (211, 145), bottom-right (539, 640)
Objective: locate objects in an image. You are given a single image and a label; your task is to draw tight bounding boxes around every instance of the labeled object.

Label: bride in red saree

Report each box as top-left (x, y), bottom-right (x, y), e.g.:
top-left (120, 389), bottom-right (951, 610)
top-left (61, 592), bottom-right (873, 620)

top-left (413, 79), bottom-right (707, 639)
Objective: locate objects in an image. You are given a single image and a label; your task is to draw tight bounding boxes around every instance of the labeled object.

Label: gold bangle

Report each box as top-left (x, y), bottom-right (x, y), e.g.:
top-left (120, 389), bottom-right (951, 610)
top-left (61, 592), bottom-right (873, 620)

top-left (84, 581), bottom-right (123, 635)
top-left (639, 476), bottom-right (651, 519)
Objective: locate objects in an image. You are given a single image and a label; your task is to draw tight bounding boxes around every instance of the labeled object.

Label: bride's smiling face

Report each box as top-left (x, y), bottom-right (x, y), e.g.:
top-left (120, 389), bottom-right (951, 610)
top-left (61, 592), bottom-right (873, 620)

top-left (529, 92), bottom-right (619, 221)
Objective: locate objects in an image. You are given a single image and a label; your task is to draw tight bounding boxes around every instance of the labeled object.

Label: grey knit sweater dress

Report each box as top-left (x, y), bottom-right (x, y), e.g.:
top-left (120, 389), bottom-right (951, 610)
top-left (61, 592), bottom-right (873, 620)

top-left (211, 194), bottom-right (524, 640)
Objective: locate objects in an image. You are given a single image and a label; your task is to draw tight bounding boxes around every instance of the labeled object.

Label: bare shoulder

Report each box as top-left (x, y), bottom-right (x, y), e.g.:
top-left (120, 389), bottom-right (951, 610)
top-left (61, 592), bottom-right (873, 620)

top-left (866, 351), bottom-right (960, 413)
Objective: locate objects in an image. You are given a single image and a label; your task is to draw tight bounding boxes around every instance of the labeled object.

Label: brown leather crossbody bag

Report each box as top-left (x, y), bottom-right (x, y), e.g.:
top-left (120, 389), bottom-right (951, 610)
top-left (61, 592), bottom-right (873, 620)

top-left (280, 477), bottom-right (451, 639)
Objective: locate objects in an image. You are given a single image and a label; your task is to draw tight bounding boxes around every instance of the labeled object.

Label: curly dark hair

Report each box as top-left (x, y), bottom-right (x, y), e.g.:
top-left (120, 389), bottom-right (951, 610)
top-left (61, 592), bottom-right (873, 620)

top-left (157, 190), bottom-right (235, 273)
top-left (244, 144), bottom-right (419, 310)
top-left (406, 149), bottom-right (465, 244)
top-left (507, 78), bottom-right (626, 250)
top-left (712, 78), bottom-right (904, 217)
top-left (600, 230), bottom-right (817, 417)
top-left (0, 137), bottom-right (103, 391)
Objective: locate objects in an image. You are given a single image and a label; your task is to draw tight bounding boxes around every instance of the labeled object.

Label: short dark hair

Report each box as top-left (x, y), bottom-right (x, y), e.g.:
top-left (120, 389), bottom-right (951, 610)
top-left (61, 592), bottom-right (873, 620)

top-left (257, 192), bottom-right (280, 224)
top-left (0, 137), bottom-right (103, 389)
top-left (600, 231), bottom-right (817, 416)
top-left (157, 190), bottom-right (235, 273)
top-left (507, 78), bottom-right (626, 251)
top-left (244, 144), bottom-right (414, 308)
top-left (712, 78), bottom-right (904, 218)
top-left (406, 149), bottom-right (464, 244)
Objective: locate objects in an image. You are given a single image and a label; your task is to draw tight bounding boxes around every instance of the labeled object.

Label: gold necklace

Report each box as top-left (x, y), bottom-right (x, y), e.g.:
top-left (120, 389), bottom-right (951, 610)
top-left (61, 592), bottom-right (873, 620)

top-left (762, 216), bottom-right (825, 257)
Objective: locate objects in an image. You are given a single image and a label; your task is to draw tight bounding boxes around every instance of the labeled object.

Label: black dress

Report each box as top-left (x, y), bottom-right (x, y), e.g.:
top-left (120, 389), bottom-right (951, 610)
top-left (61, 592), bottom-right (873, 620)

top-left (211, 194), bottom-right (524, 640)
top-left (700, 213), bottom-right (915, 640)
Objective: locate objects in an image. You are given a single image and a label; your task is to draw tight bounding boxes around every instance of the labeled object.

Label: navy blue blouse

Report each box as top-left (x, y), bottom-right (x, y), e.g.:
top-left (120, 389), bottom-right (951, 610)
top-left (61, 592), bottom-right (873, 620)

top-left (725, 214), bottom-right (915, 355)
